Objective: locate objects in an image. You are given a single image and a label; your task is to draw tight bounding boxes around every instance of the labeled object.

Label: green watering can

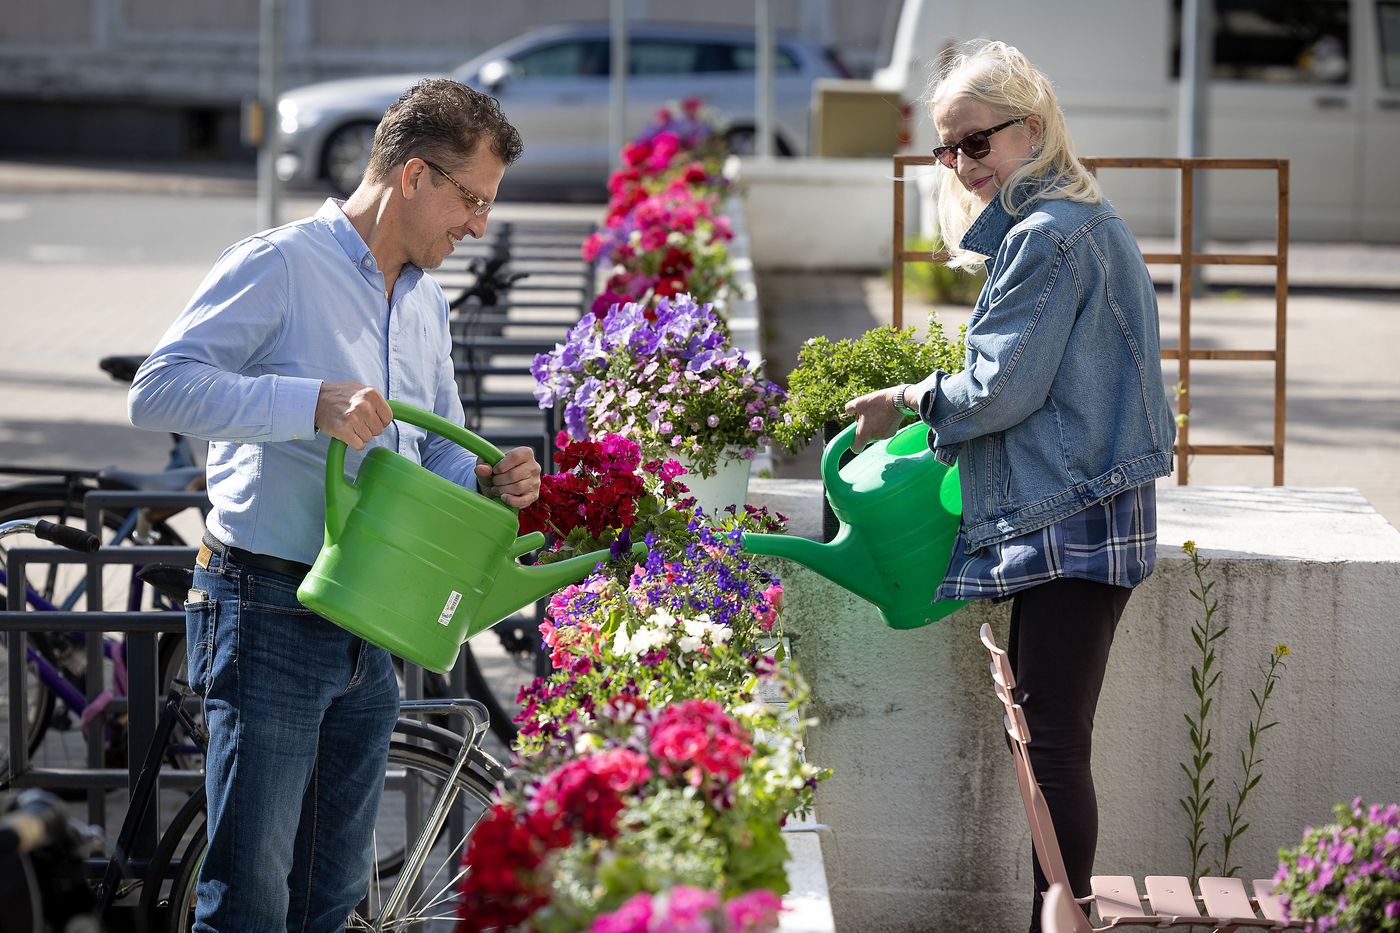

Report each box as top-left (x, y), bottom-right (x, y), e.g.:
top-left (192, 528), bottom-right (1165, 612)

top-left (742, 420), bottom-right (967, 629)
top-left (297, 400), bottom-right (619, 673)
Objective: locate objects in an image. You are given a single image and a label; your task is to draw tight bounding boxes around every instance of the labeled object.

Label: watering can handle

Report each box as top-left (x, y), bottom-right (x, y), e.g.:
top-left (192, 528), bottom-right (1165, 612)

top-left (325, 400), bottom-right (512, 539)
top-left (820, 421), bottom-right (860, 497)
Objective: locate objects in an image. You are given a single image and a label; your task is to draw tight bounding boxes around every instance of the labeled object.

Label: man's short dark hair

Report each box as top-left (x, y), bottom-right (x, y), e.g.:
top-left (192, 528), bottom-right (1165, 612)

top-left (365, 78), bottom-right (523, 182)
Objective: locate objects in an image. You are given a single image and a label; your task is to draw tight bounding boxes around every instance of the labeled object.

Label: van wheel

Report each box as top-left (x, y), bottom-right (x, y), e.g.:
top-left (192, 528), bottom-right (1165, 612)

top-left (725, 125), bottom-right (793, 157)
top-left (322, 121), bottom-right (378, 196)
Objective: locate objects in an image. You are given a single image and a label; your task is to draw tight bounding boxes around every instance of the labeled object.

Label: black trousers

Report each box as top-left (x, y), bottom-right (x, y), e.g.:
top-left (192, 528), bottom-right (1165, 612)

top-left (1007, 576), bottom-right (1133, 933)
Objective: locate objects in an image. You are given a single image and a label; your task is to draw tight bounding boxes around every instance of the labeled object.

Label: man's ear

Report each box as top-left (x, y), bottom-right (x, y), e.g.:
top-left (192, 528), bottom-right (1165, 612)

top-left (399, 159), bottom-right (425, 200)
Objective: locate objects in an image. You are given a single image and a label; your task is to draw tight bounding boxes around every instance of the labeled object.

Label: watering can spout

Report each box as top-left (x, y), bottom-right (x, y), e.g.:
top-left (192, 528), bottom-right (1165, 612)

top-left (478, 540), bottom-right (648, 630)
top-left (741, 528), bottom-right (884, 605)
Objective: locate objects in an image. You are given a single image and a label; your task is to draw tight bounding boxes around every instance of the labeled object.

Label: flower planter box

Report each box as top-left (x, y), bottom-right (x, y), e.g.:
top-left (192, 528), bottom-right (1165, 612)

top-left (780, 826), bottom-right (837, 932)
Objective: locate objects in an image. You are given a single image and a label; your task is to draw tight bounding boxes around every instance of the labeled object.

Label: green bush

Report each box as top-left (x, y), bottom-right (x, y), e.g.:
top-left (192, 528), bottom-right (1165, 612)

top-left (772, 313), bottom-right (966, 453)
top-left (897, 236), bottom-right (986, 306)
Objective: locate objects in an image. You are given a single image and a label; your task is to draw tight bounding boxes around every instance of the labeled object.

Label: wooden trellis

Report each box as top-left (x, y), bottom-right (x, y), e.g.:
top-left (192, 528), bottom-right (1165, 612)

top-left (891, 154), bottom-right (1289, 485)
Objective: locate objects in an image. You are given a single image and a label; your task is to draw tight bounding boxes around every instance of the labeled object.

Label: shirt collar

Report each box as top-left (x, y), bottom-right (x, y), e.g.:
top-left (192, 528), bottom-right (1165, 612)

top-left (316, 198), bottom-right (424, 291)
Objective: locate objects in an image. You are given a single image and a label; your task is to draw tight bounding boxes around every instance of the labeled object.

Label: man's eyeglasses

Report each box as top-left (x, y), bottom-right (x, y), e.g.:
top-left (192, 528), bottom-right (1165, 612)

top-left (422, 159), bottom-right (493, 216)
top-left (931, 118), bottom-right (1024, 169)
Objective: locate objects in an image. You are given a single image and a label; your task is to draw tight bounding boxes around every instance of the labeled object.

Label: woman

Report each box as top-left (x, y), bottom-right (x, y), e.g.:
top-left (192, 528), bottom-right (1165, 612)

top-left (844, 39), bottom-right (1176, 931)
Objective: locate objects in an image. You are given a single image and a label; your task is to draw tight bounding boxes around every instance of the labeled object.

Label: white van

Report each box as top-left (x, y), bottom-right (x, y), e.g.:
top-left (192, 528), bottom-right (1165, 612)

top-left (872, 0), bottom-right (1400, 243)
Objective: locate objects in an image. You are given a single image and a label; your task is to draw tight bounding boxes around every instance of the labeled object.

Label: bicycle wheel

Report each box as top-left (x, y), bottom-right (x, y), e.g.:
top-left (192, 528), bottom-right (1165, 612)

top-left (0, 489), bottom-right (187, 614)
top-left (0, 633), bottom-right (54, 787)
top-left (0, 491), bottom-right (189, 775)
top-left (162, 736), bottom-right (502, 932)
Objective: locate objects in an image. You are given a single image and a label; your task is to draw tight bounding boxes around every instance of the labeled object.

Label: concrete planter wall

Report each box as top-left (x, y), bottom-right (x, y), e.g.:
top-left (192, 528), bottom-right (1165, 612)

top-left (747, 479), bottom-right (1400, 932)
top-left (728, 157), bottom-right (913, 272)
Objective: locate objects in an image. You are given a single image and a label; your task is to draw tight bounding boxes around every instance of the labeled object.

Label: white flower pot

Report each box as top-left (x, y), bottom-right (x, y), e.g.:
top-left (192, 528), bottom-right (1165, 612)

top-left (677, 450), bottom-right (752, 517)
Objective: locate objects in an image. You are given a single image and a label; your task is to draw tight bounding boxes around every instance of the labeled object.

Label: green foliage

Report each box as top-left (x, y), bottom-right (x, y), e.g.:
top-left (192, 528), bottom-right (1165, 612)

top-left (1178, 541), bottom-right (1289, 879)
top-left (1179, 540), bottom-right (1226, 880)
top-left (772, 313), bottom-right (966, 453)
top-left (898, 236), bottom-right (987, 305)
top-left (1220, 643), bottom-right (1289, 877)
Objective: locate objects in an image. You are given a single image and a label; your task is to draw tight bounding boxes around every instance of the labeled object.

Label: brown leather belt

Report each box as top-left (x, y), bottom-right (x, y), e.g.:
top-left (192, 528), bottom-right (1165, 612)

top-left (200, 531), bottom-right (312, 581)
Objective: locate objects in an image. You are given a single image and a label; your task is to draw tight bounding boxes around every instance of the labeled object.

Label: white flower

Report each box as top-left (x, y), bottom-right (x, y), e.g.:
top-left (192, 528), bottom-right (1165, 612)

top-left (682, 615), bottom-right (710, 641)
top-left (646, 607), bottom-right (679, 630)
top-left (613, 620), bottom-right (670, 656)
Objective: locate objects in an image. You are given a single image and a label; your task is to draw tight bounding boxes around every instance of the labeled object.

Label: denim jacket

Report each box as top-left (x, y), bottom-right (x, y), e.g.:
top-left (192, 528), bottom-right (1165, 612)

top-left (909, 189), bottom-right (1176, 551)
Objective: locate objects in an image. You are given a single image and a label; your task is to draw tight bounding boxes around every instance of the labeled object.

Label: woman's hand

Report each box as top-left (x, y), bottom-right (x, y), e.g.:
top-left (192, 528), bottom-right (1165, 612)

top-left (844, 386), bottom-right (910, 454)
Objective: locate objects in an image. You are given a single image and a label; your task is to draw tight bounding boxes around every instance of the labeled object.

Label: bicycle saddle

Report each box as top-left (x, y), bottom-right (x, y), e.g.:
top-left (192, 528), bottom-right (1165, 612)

top-left (97, 465), bottom-right (205, 492)
top-left (99, 355), bottom-right (148, 383)
top-left (136, 564), bottom-right (196, 605)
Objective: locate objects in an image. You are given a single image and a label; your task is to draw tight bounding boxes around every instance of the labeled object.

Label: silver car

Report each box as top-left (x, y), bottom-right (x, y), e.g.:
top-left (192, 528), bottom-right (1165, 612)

top-left (275, 22), bottom-right (851, 195)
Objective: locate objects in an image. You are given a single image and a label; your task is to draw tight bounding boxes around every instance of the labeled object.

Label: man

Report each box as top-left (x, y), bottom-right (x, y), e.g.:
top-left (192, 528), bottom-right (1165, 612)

top-left (128, 79), bottom-right (540, 932)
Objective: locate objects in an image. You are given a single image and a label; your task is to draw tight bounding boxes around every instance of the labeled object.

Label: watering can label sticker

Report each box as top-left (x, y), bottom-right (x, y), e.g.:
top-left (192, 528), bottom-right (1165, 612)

top-left (437, 590), bottom-right (463, 627)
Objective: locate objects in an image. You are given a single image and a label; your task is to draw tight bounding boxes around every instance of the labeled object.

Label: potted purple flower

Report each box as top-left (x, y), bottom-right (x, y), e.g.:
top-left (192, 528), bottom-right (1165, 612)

top-left (1273, 797), bottom-right (1399, 932)
top-left (532, 294), bottom-right (785, 514)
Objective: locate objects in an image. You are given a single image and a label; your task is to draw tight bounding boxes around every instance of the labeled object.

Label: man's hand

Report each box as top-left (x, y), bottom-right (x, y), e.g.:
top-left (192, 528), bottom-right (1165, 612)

top-left (315, 382), bottom-right (393, 450)
top-left (476, 446), bottom-right (542, 509)
top-left (844, 385), bottom-right (909, 454)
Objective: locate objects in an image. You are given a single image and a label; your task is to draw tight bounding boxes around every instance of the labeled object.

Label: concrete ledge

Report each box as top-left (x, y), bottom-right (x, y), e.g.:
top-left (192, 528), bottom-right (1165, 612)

top-left (729, 157), bottom-right (902, 271)
top-left (746, 481), bottom-right (1400, 932)
top-left (781, 828), bottom-right (837, 932)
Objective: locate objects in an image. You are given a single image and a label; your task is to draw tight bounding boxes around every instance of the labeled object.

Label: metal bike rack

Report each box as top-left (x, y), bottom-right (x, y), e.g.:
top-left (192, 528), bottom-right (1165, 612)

top-left (4, 545), bottom-right (193, 850)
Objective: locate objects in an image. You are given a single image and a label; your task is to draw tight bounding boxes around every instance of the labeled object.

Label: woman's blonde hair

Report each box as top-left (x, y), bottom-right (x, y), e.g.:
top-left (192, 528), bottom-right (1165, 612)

top-left (928, 39), bottom-right (1101, 270)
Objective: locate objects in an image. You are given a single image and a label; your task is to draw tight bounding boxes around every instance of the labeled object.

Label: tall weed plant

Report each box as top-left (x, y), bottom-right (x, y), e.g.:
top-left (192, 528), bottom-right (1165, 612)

top-left (1178, 541), bottom-right (1289, 879)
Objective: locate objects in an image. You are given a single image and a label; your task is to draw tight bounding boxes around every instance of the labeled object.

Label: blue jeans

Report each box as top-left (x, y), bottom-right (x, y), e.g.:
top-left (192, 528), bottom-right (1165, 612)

top-left (186, 549), bottom-right (399, 933)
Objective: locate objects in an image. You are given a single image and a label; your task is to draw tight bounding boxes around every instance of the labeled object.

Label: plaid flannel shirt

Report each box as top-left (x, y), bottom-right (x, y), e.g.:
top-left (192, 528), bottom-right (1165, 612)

top-left (935, 482), bottom-right (1157, 602)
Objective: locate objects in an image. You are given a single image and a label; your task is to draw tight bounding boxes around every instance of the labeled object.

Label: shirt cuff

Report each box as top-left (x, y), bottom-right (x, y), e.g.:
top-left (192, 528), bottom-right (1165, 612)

top-left (272, 375), bottom-right (323, 441)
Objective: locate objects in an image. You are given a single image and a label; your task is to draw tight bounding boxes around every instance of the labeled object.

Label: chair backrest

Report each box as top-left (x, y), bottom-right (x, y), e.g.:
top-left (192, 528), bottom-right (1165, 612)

top-left (979, 623), bottom-right (1074, 891)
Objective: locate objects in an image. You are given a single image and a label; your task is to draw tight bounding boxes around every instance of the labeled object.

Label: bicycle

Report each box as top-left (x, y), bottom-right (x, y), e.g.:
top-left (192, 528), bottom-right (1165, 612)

top-left (0, 366), bottom-right (208, 783)
top-left (3, 354), bottom-right (533, 758)
top-left (3, 521), bottom-right (507, 931)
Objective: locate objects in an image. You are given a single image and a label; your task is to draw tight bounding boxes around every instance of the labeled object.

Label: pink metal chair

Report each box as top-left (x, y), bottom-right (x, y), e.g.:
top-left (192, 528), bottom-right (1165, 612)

top-left (979, 623), bottom-right (1299, 932)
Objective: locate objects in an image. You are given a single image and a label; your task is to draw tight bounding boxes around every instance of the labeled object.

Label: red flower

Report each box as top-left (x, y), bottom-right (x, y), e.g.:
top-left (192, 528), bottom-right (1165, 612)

top-left (456, 803), bottom-right (552, 931)
top-left (622, 139), bottom-right (652, 168)
top-left (682, 162), bottom-right (709, 185)
top-left (531, 748), bottom-right (653, 840)
top-left (649, 698), bottom-right (754, 788)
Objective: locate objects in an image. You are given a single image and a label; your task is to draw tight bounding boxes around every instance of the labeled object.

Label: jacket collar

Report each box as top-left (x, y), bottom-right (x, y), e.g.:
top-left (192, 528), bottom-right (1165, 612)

top-left (959, 194), bottom-right (1018, 258)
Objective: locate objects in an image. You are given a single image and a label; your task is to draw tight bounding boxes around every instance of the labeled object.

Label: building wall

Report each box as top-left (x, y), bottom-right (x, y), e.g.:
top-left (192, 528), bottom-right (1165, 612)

top-left (0, 0), bottom-right (896, 157)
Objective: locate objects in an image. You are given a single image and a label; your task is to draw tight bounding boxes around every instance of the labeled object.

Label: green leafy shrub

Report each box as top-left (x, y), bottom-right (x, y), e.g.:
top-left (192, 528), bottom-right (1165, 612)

top-left (771, 314), bottom-right (966, 453)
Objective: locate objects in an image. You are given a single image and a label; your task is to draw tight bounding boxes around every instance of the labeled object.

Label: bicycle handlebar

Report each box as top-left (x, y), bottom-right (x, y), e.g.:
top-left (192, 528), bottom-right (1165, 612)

top-left (34, 519), bottom-right (102, 552)
top-left (0, 518), bottom-right (102, 552)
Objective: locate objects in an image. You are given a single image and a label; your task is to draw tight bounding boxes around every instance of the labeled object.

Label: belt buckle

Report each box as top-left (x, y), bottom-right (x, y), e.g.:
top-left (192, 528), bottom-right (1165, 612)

top-left (196, 544), bottom-right (212, 569)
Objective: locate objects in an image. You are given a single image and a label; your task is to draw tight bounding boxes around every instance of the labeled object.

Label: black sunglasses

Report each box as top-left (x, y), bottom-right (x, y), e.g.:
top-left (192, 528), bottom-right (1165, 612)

top-left (932, 118), bottom-right (1024, 169)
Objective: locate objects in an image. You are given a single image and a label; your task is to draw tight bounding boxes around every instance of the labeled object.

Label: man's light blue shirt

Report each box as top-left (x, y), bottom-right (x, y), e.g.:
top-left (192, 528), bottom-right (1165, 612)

top-left (129, 199), bottom-right (477, 565)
